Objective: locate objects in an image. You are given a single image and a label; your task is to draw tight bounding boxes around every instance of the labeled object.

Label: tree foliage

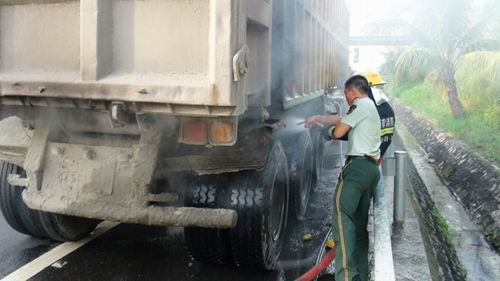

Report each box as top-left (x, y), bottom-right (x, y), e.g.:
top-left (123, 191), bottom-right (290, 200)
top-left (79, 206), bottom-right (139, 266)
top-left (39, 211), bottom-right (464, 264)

top-left (375, 0), bottom-right (500, 118)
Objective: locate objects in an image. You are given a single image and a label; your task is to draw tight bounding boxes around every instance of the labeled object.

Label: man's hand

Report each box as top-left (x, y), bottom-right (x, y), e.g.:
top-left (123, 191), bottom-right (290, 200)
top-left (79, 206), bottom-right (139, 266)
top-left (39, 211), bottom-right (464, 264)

top-left (304, 115), bottom-right (341, 129)
top-left (304, 115), bottom-right (325, 129)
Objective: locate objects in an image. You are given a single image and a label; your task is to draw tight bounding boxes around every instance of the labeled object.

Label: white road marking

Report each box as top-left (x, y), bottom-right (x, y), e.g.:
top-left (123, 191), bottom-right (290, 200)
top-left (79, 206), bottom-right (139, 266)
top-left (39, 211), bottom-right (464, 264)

top-left (1, 221), bottom-right (119, 281)
top-left (49, 261), bottom-right (67, 269)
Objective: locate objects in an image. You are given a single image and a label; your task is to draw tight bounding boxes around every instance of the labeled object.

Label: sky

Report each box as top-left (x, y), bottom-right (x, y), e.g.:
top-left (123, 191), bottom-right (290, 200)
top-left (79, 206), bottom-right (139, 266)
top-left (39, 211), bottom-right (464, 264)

top-left (349, 0), bottom-right (399, 36)
top-left (347, 0), bottom-right (491, 72)
top-left (348, 0), bottom-right (399, 72)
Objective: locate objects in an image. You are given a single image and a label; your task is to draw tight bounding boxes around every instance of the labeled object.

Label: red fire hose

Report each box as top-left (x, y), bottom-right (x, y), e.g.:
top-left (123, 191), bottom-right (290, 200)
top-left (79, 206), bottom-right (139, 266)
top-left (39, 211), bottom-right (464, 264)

top-left (294, 247), bottom-right (336, 281)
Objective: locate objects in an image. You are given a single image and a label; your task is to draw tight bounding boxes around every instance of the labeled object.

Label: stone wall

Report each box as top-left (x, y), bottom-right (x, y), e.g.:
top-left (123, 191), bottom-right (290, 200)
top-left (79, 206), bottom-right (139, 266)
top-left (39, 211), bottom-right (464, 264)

top-left (396, 136), bottom-right (467, 281)
top-left (392, 99), bottom-right (500, 249)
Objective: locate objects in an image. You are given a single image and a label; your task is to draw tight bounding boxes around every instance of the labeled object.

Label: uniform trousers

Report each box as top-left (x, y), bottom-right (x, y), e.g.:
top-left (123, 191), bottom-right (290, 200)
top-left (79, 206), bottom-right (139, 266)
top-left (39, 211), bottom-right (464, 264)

top-left (333, 157), bottom-right (380, 281)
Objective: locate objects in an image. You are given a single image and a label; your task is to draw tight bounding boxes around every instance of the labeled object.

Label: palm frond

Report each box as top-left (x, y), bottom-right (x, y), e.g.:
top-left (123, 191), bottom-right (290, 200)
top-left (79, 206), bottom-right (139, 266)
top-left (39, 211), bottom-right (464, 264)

top-left (394, 47), bottom-right (438, 82)
top-left (464, 38), bottom-right (500, 53)
top-left (457, 0), bottom-right (500, 49)
top-left (458, 51), bottom-right (500, 80)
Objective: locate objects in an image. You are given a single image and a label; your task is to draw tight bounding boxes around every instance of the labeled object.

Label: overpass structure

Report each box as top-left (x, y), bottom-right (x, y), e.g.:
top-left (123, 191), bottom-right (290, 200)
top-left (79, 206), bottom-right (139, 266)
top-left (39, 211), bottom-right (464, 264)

top-left (349, 36), bottom-right (413, 46)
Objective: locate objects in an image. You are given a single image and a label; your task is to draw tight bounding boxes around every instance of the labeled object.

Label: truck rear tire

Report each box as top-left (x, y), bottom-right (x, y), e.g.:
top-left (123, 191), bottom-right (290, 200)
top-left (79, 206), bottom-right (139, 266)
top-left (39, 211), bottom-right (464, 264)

top-left (184, 178), bottom-right (232, 265)
top-left (0, 161), bottom-right (98, 242)
top-left (38, 212), bottom-right (99, 242)
top-left (0, 161), bottom-right (46, 238)
top-left (226, 142), bottom-right (289, 270)
top-left (289, 132), bottom-right (313, 220)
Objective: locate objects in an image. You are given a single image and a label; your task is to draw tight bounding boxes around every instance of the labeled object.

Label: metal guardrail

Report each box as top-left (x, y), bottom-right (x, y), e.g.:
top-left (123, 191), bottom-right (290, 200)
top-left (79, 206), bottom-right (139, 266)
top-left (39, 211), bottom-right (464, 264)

top-left (381, 148), bottom-right (408, 224)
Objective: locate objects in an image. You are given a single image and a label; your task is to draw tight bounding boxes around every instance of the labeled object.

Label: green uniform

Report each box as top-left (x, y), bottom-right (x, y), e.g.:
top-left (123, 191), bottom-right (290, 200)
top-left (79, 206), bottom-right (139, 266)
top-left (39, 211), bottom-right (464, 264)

top-left (332, 97), bottom-right (381, 281)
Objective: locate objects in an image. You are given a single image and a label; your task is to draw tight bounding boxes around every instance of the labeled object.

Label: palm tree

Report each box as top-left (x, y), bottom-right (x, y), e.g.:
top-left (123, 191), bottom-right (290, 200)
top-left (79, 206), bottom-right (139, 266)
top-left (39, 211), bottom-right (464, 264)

top-left (373, 0), bottom-right (500, 118)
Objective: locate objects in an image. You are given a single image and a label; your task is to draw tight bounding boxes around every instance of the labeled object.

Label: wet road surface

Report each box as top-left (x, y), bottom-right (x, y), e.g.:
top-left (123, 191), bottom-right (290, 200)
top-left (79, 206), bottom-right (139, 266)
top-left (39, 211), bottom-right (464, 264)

top-left (0, 147), bottom-right (342, 281)
top-left (0, 214), bottom-right (58, 279)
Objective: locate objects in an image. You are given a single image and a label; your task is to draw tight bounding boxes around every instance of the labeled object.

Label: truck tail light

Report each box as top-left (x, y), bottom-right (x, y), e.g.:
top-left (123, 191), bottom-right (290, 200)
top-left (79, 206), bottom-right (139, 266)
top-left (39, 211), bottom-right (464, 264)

top-left (180, 119), bottom-right (208, 145)
top-left (209, 118), bottom-right (237, 145)
top-left (179, 117), bottom-right (238, 146)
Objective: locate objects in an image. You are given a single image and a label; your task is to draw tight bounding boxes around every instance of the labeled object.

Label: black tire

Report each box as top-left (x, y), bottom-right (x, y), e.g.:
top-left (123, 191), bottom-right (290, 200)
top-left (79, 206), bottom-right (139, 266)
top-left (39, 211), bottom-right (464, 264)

top-left (226, 142), bottom-right (289, 270)
top-left (1, 161), bottom-right (98, 241)
top-left (38, 212), bottom-right (99, 242)
top-left (184, 178), bottom-right (232, 265)
top-left (311, 130), bottom-right (325, 191)
top-left (0, 161), bottom-right (46, 238)
top-left (289, 132), bottom-right (314, 220)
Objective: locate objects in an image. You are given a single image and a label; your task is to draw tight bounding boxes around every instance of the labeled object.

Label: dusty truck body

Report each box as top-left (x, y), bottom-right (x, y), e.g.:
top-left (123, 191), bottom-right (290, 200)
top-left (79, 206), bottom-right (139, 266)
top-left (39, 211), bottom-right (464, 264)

top-left (0, 0), bottom-right (349, 269)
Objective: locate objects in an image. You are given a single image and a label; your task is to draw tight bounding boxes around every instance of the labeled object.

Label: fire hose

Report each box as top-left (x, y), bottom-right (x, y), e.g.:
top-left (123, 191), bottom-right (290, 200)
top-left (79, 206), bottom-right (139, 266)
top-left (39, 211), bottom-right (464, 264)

top-left (294, 247), bottom-right (336, 281)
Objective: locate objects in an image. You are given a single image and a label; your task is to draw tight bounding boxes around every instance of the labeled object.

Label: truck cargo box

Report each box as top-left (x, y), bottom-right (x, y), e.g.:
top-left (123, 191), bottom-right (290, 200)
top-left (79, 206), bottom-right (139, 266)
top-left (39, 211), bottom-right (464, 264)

top-left (0, 0), bottom-right (349, 117)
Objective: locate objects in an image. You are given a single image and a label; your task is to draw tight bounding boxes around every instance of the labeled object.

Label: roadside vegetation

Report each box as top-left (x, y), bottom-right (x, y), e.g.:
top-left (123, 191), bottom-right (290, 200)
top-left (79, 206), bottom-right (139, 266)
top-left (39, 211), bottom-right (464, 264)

top-left (376, 0), bottom-right (500, 163)
top-left (386, 75), bottom-right (499, 163)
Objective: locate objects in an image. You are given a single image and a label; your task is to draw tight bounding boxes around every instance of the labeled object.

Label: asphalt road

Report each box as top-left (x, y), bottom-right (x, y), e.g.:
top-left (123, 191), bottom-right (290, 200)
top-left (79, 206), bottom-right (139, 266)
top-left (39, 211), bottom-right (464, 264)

top-left (0, 214), bottom-right (58, 279)
top-left (0, 145), bottom-right (343, 281)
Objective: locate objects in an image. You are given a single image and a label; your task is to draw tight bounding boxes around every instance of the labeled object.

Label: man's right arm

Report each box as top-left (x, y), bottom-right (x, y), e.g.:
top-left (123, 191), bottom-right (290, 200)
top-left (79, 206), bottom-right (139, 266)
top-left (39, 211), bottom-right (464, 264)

top-left (325, 101), bottom-right (368, 140)
top-left (322, 125), bottom-right (349, 141)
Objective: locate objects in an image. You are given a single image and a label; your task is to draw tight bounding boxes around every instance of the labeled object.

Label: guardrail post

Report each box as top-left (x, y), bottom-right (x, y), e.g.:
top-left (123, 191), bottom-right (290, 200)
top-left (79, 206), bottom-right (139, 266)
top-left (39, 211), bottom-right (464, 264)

top-left (394, 151), bottom-right (408, 224)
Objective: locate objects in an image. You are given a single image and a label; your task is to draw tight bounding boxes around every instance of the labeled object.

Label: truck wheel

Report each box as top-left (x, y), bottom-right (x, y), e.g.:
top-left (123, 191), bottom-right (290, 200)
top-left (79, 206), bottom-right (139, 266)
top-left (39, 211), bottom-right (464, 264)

top-left (289, 132), bottom-right (313, 220)
top-left (311, 130), bottom-right (325, 190)
top-left (0, 161), bottom-right (47, 238)
top-left (184, 179), bottom-right (231, 265)
top-left (226, 142), bottom-right (289, 270)
top-left (38, 212), bottom-right (99, 242)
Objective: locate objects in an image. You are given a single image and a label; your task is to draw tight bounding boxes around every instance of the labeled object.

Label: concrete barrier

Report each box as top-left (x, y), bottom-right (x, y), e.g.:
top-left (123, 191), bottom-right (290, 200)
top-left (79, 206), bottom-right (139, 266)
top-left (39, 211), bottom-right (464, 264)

top-left (392, 98), bottom-right (500, 249)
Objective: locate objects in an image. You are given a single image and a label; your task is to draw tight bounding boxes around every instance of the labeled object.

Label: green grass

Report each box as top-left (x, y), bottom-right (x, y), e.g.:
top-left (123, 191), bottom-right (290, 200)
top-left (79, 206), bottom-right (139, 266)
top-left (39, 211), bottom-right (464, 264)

top-left (433, 207), bottom-right (455, 244)
top-left (391, 82), bottom-right (500, 163)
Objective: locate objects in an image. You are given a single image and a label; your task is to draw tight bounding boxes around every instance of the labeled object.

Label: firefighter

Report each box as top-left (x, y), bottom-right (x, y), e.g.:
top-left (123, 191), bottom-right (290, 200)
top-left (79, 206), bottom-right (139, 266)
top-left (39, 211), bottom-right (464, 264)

top-left (364, 70), bottom-right (387, 89)
top-left (305, 75), bottom-right (381, 281)
top-left (363, 70), bottom-right (395, 163)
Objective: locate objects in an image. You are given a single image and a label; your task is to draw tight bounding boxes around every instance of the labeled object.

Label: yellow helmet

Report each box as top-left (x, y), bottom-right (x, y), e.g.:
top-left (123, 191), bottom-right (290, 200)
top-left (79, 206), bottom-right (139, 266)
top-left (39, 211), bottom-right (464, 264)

top-left (363, 70), bottom-right (387, 86)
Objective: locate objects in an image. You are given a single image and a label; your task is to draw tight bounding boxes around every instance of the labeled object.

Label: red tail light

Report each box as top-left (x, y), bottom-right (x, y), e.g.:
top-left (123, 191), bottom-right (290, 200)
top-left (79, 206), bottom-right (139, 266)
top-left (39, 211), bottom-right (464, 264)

top-left (179, 117), bottom-right (238, 146)
top-left (180, 119), bottom-right (207, 145)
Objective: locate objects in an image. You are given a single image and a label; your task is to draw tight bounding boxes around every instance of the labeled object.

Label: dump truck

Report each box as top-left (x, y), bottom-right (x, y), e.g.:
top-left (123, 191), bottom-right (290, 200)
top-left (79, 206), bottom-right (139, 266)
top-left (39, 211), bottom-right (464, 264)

top-left (0, 0), bottom-right (349, 270)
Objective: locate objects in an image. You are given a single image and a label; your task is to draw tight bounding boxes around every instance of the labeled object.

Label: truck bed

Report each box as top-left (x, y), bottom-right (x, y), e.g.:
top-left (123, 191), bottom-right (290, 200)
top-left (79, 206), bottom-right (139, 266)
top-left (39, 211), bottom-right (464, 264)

top-left (0, 0), bottom-right (237, 116)
top-left (0, 0), bottom-right (349, 117)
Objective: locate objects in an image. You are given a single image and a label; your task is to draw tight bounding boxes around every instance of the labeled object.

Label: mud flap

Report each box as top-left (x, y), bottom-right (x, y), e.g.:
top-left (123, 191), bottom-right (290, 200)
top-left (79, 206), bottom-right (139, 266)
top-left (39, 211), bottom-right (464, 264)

top-left (22, 128), bottom-right (165, 223)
